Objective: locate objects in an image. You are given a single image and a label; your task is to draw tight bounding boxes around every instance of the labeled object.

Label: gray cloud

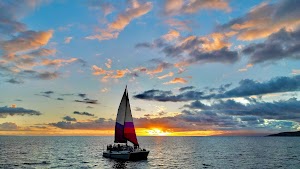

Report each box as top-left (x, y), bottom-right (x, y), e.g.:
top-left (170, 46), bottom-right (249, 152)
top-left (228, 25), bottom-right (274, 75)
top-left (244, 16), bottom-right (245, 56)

top-left (0, 106), bottom-right (41, 118)
top-left (73, 111), bottom-right (95, 117)
top-left (75, 99), bottom-right (98, 104)
top-left (0, 122), bottom-right (18, 131)
top-left (6, 78), bottom-right (24, 84)
top-left (63, 116), bottom-right (77, 122)
top-left (182, 98), bottom-right (300, 122)
top-left (134, 75), bottom-right (300, 102)
top-left (50, 118), bottom-right (113, 129)
top-left (179, 86), bottom-right (195, 92)
top-left (242, 28), bottom-right (300, 64)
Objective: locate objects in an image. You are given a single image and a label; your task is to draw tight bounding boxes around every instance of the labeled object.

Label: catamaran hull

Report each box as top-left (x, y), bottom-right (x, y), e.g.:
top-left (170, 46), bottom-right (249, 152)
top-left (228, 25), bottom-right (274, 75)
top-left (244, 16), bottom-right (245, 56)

top-left (103, 151), bottom-right (149, 160)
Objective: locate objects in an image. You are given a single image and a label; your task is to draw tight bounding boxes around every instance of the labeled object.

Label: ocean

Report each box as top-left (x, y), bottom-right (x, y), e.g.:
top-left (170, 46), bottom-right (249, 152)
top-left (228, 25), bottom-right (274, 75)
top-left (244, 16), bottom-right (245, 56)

top-left (0, 136), bottom-right (299, 169)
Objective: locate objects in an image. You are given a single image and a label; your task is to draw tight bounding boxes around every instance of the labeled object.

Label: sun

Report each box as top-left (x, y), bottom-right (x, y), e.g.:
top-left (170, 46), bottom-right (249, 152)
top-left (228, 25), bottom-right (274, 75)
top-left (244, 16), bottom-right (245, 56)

top-left (146, 128), bottom-right (170, 136)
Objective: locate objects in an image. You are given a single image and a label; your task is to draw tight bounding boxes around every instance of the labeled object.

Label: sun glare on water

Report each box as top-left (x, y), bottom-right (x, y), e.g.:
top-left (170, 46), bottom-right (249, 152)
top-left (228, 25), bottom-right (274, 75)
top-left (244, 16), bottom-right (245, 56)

top-left (146, 128), bottom-right (170, 136)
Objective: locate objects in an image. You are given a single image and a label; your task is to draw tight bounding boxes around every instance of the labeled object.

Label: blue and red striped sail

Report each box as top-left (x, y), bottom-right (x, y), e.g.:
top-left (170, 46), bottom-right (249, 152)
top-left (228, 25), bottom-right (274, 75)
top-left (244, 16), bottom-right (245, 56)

top-left (114, 87), bottom-right (139, 146)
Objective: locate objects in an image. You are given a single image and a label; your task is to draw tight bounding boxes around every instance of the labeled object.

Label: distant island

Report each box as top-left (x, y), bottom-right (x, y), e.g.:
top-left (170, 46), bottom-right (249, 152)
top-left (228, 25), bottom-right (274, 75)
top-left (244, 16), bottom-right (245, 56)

top-left (268, 131), bottom-right (300, 136)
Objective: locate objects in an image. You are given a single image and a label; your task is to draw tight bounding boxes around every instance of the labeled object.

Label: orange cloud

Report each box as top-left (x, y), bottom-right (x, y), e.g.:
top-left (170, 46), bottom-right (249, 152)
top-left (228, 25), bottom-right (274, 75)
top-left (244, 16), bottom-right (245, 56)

top-left (86, 0), bottom-right (152, 41)
top-left (201, 33), bottom-right (231, 52)
top-left (162, 30), bottom-right (180, 41)
top-left (158, 72), bottom-right (174, 79)
top-left (164, 0), bottom-right (230, 15)
top-left (105, 59), bottom-right (112, 68)
top-left (41, 58), bottom-right (78, 67)
top-left (221, 1), bottom-right (300, 41)
top-left (164, 77), bottom-right (188, 84)
top-left (92, 65), bottom-right (111, 75)
top-left (64, 37), bottom-right (73, 44)
top-left (1, 30), bottom-right (53, 53)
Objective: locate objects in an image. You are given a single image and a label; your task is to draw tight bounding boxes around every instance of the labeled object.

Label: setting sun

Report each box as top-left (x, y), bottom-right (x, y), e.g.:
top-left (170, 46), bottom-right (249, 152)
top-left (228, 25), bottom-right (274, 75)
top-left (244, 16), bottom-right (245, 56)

top-left (146, 128), bottom-right (170, 136)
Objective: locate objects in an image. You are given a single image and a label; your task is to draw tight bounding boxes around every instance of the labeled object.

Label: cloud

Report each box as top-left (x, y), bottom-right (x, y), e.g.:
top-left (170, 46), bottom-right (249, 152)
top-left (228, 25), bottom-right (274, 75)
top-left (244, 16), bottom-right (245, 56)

top-left (134, 75), bottom-right (300, 102)
top-left (19, 70), bottom-right (59, 80)
top-left (164, 77), bottom-right (188, 84)
top-left (158, 72), bottom-right (174, 79)
top-left (162, 30), bottom-right (180, 41)
top-left (49, 118), bottom-right (114, 130)
top-left (105, 59), bottom-right (112, 68)
top-left (75, 99), bottom-right (98, 104)
top-left (78, 93), bottom-right (87, 98)
top-left (217, 0), bottom-right (300, 41)
top-left (73, 111), bottom-right (95, 117)
top-left (0, 1), bottom-right (43, 35)
top-left (64, 37), bottom-right (73, 44)
top-left (0, 122), bottom-right (18, 131)
top-left (220, 75), bottom-right (300, 98)
top-left (136, 33), bottom-right (238, 66)
top-left (165, 18), bottom-right (191, 31)
top-left (86, 0), bottom-right (152, 41)
top-left (92, 65), bottom-right (130, 81)
top-left (63, 116), bottom-right (77, 122)
top-left (182, 98), bottom-right (300, 122)
top-left (41, 58), bottom-right (78, 67)
top-left (0, 106), bottom-right (41, 118)
top-left (1, 30), bottom-right (53, 53)
top-left (87, 0), bottom-right (114, 16)
top-left (134, 107), bottom-right (144, 111)
top-left (164, 0), bottom-right (230, 16)
top-left (292, 69), bottom-right (300, 75)
top-left (57, 98), bottom-right (64, 101)
top-left (179, 86), bottom-right (195, 92)
top-left (242, 28), bottom-right (300, 64)
top-left (6, 78), bottom-right (24, 84)
top-left (28, 48), bottom-right (56, 57)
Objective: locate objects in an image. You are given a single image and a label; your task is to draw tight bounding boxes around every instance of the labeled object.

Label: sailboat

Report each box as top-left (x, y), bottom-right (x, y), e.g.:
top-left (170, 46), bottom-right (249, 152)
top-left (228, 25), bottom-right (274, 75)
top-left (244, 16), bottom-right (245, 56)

top-left (103, 87), bottom-right (149, 160)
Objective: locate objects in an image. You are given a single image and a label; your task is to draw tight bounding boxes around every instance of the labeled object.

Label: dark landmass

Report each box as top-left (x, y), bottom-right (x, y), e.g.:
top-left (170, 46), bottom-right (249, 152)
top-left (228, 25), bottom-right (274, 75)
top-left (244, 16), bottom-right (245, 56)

top-left (268, 131), bottom-right (300, 137)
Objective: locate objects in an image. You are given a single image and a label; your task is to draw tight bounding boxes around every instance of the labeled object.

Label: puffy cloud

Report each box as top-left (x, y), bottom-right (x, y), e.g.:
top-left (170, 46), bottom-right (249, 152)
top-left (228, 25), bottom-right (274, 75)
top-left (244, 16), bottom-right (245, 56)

top-left (0, 106), bottom-right (41, 118)
top-left (64, 37), bottom-right (73, 44)
top-left (0, 122), bottom-right (18, 131)
top-left (50, 118), bottom-right (113, 129)
top-left (165, 18), bottom-right (191, 31)
top-left (41, 58), bottom-right (78, 67)
top-left (6, 78), bottom-right (24, 84)
top-left (92, 65), bottom-right (131, 81)
top-left (164, 0), bottom-right (230, 16)
top-left (292, 69), bottom-right (300, 75)
top-left (105, 59), bottom-right (112, 68)
top-left (0, 0), bottom-right (43, 35)
top-left (63, 116), bottom-right (77, 122)
top-left (18, 70), bottom-right (59, 80)
top-left (134, 75), bottom-right (300, 102)
top-left (73, 111), bottom-right (95, 117)
top-left (134, 107), bottom-right (144, 111)
top-left (162, 30), bottom-right (180, 41)
top-left (179, 86), bottom-right (195, 92)
top-left (74, 99), bottom-right (98, 104)
top-left (242, 28), bottom-right (300, 64)
top-left (86, 0), bottom-right (152, 41)
top-left (92, 65), bottom-right (110, 75)
top-left (158, 72), bottom-right (174, 79)
top-left (164, 77), bottom-right (188, 84)
top-left (136, 32), bottom-right (238, 66)
top-left (1, 30), bottom-right (53, 53)
top-left (182, 98), bottom-right (300, 122)
top-left (87, 0), bottom-right (114, 16)
top-left (218, 0), bottom-right (300, 41)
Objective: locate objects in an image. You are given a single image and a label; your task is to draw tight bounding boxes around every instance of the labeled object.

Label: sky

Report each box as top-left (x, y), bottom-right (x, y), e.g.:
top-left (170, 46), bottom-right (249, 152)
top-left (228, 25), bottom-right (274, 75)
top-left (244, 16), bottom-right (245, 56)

top-left (0, 0), bottom-right (300, 136)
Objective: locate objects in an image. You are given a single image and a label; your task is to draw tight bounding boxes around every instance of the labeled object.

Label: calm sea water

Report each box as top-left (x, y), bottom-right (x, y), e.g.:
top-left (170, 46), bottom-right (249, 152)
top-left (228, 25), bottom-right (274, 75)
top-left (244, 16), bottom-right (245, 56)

top-left (0, 136), bottom-right (299, 169)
